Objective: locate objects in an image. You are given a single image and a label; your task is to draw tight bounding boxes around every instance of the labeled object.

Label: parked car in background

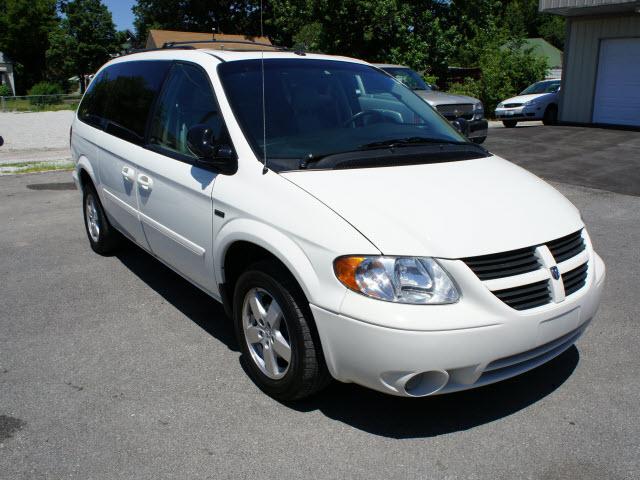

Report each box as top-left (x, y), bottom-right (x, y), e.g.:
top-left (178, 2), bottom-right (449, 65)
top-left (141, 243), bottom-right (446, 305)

top-left (495, 79), bottom-right (561, 128)
top-left (72, 49), bottom-right (604, 401)
top-left (375, 64), bottom-right (488, 144)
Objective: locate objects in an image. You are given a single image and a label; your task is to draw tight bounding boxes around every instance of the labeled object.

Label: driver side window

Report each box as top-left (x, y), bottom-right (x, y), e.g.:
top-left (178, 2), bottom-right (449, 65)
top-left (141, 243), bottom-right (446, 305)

top-left (149, 63), bottom-right (225, 158)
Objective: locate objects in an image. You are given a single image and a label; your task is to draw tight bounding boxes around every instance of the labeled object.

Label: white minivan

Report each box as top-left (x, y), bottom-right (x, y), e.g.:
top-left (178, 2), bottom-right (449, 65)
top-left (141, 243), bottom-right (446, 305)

top-left (71, 46), bottom-right (605, 400)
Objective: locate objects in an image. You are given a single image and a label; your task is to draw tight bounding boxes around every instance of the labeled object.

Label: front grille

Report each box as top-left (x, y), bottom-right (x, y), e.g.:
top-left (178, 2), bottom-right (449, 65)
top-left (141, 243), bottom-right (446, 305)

top-left (547, 230), bottom-right (585, 263)
top-left (463, 246), bottom-right (539, 281)
top-left (503, 103), bottom-right (523, 108)
top-left (436, 103), bottom-right (474, 120)
top-left (463, 229), bottom-right (589, 311)
top-left (492, 280), bottom-right (551, 311)
top-left (562, 263), bottom-right (588, 296)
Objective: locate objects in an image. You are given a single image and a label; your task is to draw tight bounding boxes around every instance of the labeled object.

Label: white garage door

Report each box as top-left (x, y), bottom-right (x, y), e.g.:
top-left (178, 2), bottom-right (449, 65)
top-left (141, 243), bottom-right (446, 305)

top-left (592, 38), bottom-right (640, 127)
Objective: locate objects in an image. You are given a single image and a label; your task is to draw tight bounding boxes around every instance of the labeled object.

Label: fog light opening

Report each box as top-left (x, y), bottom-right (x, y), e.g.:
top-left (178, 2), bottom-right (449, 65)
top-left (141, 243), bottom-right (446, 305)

top-left (403, 370), bottom-right (449, 397)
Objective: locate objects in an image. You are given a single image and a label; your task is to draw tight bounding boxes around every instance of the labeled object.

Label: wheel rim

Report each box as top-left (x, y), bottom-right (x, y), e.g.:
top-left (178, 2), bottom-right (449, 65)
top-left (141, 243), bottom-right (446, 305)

top-left (242, 287), bottom-right (292, 380)
top-left (85, 194), bottom-right (100, 243)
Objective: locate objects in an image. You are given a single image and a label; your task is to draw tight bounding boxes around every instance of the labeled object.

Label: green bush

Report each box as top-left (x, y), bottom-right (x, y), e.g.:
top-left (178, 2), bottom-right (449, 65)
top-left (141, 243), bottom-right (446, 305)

top-left (449, 40), bottom-right (548, 117)
top-left (0, 84), bottom-right (12, 97)
top-left (27, 82), bottom-right (64, 106)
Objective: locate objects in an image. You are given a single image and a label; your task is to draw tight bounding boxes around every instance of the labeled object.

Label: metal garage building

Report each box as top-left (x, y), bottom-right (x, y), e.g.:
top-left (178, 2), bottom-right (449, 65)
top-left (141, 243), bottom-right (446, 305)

top-left (540, 0), bottom-right (640, 127)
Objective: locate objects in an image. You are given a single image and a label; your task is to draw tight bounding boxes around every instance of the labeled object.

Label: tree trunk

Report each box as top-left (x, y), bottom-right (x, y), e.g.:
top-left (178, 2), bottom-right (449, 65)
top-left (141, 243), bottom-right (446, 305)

top-left (79, 73), bottom-right (86, 94)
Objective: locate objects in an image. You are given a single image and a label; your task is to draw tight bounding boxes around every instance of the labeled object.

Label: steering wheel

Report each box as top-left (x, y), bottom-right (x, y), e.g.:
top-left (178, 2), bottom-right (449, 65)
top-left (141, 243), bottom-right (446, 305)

top-left (342, 109), bottom-right (385, 127)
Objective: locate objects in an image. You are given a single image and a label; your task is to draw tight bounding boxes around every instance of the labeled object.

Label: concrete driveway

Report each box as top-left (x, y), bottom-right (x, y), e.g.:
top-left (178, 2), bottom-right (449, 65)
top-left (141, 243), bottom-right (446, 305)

top-left (1, 126), bottom-right (639, 479)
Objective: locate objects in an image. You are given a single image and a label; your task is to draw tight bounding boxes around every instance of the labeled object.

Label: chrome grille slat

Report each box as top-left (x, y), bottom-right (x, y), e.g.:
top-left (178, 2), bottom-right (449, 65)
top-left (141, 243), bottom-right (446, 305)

top-left (435, 103), bottom-right (474, 120)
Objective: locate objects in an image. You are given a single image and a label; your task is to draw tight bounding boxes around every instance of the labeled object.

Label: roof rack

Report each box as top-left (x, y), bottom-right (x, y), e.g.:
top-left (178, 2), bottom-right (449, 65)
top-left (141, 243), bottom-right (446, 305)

top-left (162, 39), bottom-right (290, 51)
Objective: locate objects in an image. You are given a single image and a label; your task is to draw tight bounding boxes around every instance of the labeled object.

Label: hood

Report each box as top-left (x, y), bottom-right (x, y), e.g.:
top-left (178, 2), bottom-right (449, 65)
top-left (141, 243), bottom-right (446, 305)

top-left (282, 156), bottom-right (582, 258)
top-left (500, 92), bottom-right (557, 105)
top-left (415, 90), bottom-right (479, 106)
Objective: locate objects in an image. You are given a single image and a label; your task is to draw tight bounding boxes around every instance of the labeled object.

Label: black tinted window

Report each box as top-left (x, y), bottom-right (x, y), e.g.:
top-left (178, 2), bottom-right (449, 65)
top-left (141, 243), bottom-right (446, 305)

top-left (101, 61), bottom-right (171, 144)
top-left (79, 62), bottom-right (171, 140)
top-left (149, 63), bottom-right (224, 158)
top-left (78, 70), bottom-right (109, 128)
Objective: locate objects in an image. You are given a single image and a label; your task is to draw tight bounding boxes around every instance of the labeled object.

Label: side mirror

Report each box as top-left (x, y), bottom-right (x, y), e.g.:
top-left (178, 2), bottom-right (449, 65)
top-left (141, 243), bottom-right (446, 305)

top-left (451, 118), bottom-right (469, 137)
top-left (187, 124), bottom-right (237, 175)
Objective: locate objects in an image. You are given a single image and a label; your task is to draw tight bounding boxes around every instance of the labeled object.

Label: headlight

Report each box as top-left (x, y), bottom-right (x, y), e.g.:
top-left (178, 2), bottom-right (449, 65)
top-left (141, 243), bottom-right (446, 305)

top-left (496, 102), bottom-right (504, 109)
top-left (334, 256), bottom-right (459, 304)
top-left (524, 99), bottom-right (539, 106)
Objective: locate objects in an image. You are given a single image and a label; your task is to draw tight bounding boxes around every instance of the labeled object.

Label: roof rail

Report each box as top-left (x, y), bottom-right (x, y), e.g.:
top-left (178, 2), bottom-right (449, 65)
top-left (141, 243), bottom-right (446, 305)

top-left (162, 39), bottom-right (289, 51)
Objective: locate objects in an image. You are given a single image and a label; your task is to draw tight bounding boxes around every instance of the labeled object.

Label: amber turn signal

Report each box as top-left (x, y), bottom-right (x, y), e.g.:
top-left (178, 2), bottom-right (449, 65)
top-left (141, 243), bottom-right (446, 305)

top-left (333, 256), bottom-right (365, 291)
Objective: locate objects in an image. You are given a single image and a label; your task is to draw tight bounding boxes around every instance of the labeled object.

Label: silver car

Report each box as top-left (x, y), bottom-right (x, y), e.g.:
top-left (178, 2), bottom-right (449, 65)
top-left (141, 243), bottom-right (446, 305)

top-left (375, 64), bottom-right (488, 144)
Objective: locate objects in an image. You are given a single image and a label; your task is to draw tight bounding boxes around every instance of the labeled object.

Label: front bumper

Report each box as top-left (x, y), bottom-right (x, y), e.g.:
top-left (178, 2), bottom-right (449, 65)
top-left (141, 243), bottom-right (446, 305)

top-left (466, 118), bottom-right (488, 140)
top-left (495, 105), bottom-right (544, 121)
top-left (311, 252), bottom-right (605, 397)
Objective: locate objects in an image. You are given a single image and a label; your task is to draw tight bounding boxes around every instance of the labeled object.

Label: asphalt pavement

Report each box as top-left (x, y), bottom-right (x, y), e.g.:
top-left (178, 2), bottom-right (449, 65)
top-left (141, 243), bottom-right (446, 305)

top-left (1, 125), bottom-right (639, 479)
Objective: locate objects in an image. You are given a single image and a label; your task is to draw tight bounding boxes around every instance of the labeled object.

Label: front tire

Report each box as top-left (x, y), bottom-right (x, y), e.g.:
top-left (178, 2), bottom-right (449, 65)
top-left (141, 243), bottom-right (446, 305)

top-left (503, 120), bottom-right (517, 128)
top-left (82, 183), bottom-right (121, 255)
top-left (471, 136), bottom-right (486, 144)
top-left (233, 260), bottom-right (330, 401)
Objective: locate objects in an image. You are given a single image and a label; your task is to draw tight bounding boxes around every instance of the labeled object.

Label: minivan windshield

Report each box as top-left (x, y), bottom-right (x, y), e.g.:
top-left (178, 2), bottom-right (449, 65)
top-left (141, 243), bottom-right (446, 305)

top-left (520, 80), bottom-right (561, 95)
top-left (218, 59), bottom-right (473, 170)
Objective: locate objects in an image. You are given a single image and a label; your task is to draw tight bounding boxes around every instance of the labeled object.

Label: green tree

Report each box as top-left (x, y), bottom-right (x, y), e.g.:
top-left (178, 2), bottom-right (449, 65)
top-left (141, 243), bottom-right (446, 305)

top-left (46, 0), bottom-right (118, 93)
top-left (133, 0), bottom-right (265, 47)
top-left (0, 0), bottom-right (58, 94)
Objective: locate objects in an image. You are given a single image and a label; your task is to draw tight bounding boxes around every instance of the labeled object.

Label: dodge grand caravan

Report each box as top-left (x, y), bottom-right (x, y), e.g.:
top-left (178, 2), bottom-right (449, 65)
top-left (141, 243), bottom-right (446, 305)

top-left (71, 46), bottom-right (605, 400)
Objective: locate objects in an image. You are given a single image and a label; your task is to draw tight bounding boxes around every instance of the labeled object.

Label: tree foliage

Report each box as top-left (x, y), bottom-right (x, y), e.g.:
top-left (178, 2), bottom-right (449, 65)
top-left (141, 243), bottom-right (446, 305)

top-left (0, 0), bottom-right (58, 94)
top-left (46, 0), bottom-right (118, 93)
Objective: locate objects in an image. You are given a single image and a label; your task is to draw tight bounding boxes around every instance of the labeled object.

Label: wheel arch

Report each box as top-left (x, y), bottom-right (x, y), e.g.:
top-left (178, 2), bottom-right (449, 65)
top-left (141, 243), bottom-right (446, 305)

top-left (214, 219), bottom-right (321, 315)
top-left (76, 156), bottom-right (98, 192)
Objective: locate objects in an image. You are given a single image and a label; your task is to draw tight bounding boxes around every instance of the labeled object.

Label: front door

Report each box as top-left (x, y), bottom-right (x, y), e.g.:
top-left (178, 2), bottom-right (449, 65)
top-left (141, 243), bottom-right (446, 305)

top-left (134, 62), bottom-right (228, 293)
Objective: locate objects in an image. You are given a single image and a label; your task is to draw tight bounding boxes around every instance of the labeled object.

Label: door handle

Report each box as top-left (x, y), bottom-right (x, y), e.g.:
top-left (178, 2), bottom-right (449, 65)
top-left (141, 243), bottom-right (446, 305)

top-left (121, 166), bottom-right (135, 182)
top-left (137, 174), bottom-right (153, 191)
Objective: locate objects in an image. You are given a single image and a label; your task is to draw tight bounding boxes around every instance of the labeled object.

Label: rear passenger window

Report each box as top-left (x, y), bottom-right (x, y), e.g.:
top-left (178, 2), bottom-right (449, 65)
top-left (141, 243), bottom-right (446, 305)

top-left (149, 63), bottom-right (225, 158)
top-left (101, 61), bottom-right (171, 144)
top-left (78, 61), bottom-right (171, 144)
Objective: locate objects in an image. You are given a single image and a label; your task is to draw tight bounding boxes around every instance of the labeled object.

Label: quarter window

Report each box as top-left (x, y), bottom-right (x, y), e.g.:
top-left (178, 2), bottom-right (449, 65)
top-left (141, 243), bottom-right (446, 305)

top-left (149, 63), bottom-right (224, 158)
top-left (78, 70), bottom-right (109, 128)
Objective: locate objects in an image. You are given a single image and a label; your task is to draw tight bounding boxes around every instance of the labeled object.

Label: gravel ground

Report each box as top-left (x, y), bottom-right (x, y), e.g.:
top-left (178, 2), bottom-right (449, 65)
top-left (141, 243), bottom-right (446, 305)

top-left (0, 111), bottom-right (74, 166)
top-left (0, 171), bottom-right (638, 479)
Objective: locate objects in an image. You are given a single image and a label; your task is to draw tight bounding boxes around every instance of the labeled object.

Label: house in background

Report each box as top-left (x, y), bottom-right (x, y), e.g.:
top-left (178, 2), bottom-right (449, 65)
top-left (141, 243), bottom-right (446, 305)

top-left (539, 0), bottom-right (640, 127)
top-left (520, 37), bottom-right (563, 79)
top-left (145, 30), bottom-right (272, 50)
top-left (0, 51), bottom-right (15, 95)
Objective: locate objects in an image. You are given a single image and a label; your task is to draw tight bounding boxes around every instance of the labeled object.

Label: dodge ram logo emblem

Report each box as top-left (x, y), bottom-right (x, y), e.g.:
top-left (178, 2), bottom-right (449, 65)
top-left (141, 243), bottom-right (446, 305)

top-left (550, 266), bottom-right (560, 280)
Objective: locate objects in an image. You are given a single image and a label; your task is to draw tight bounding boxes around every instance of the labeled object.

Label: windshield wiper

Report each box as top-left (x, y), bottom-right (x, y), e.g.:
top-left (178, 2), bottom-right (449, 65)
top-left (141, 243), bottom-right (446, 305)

top-left (360, 137), bottom-right (469, 150)
top-left (298, 138), bottom-right (481, 169)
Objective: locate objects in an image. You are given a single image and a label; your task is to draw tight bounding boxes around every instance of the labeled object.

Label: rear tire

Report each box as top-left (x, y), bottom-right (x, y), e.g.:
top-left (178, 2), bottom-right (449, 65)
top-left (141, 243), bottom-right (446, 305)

top-left (82, 183), bottom-right (121, 255)
top-left (502, 120), bottom-right (517, 128)
top-left (543, 104), bottom-right (558, 126)
top-left (233, 260), bottom-right (330, 401)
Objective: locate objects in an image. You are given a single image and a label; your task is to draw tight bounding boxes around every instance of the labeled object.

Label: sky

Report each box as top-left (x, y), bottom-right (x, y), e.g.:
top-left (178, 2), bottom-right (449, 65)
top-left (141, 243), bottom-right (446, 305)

top-left (104, 0), bottom-right (136, 32)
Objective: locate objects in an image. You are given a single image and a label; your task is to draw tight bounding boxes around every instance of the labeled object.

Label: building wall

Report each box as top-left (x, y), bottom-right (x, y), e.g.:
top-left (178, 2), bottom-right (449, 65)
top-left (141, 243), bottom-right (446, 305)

top-left (541, 0), bottom-right (635, 10)
top-left (561, 14), bottom-right (640, 123)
